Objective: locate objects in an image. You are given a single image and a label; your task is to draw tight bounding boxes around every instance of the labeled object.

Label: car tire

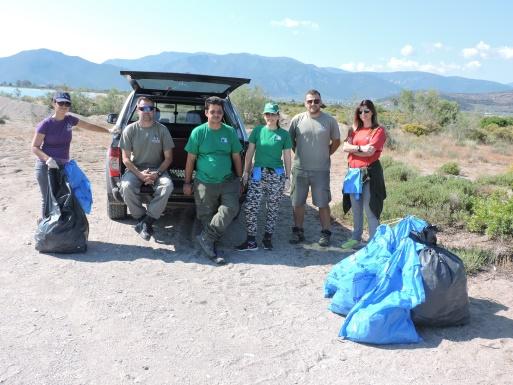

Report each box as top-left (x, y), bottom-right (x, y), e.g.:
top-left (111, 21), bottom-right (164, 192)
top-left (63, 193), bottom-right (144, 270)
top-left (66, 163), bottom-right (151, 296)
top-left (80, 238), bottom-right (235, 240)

top-left (107, 194), bottom-right (127, 219)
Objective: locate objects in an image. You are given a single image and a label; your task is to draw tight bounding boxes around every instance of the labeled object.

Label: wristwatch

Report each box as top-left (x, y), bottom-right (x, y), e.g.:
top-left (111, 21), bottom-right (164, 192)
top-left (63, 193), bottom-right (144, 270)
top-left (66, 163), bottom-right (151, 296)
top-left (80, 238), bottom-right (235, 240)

top-left (157, 170), bottom-right (164, 177)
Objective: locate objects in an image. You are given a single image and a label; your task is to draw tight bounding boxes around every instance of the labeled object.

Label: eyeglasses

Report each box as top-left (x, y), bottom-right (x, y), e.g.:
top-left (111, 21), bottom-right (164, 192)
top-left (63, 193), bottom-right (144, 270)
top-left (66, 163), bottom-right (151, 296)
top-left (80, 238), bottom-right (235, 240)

top-left (138, 106), bottom-right (155, 112)
top-left (359, 109), bottom-right (371, 114)
top-left (306, 99), bottom-right (321, 105)
top-left (56, 101), bottom-right (71, 107)
top-left (264, 112), bottom-right (278, 116)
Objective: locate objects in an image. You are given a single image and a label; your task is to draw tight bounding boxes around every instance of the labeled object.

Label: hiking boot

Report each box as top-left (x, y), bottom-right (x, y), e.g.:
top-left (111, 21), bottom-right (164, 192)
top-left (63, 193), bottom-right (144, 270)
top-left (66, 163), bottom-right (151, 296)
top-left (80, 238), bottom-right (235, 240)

top-left (236, 240), bottom-right (258, 252)
top-left (341, 239), bottom-right (360, 250)
top-left (289, 227), bottom-right (305, 244)
top-left (318, 229), bottom-right (332, 247)
top-left (196, 232), bottom-right (216, 258)
top-left (262, 233), bottom-right (273, 250)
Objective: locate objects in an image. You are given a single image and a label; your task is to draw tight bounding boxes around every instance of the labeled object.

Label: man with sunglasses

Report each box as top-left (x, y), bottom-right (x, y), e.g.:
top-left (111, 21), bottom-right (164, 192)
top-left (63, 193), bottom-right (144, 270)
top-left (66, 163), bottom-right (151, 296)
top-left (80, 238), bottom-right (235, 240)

top-left (119, 97), bottom-right (175, 241)
top-left (288, 89), bottom-right (340, 247)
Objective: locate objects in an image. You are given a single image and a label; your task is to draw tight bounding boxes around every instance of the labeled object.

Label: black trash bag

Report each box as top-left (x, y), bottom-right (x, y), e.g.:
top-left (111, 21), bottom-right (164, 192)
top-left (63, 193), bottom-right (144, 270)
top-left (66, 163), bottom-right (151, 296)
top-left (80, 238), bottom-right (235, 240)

top-left (410, 228), bottom-right (470, 326)
top-left (35, 168), bottom-right (89, 253)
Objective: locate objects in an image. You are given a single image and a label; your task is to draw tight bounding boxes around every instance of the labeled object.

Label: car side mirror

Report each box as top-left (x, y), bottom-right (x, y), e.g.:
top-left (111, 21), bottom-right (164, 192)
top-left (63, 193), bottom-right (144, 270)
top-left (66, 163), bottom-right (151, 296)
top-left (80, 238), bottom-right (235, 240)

top-left (107, 113), bottom-right (118, 124)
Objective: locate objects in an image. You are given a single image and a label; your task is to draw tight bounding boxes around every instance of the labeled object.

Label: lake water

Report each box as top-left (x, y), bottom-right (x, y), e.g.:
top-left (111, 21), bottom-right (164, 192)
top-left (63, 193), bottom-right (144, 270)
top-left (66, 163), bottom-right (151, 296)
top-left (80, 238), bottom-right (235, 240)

top-left (0, 86), bottom-right (103, 98)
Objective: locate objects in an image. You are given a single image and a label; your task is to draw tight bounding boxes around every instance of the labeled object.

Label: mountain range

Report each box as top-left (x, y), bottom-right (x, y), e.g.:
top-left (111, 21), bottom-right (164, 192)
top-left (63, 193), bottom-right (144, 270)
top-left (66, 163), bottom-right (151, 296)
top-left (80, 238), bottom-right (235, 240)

top-left (0, 49), bottom-right (512, 102)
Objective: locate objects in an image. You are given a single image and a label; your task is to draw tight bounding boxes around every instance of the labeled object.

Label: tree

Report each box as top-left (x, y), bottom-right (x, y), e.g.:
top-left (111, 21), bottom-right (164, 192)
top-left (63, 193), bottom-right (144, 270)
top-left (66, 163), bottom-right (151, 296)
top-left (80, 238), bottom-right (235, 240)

top-left (229, 85), bottom-right (267, 126)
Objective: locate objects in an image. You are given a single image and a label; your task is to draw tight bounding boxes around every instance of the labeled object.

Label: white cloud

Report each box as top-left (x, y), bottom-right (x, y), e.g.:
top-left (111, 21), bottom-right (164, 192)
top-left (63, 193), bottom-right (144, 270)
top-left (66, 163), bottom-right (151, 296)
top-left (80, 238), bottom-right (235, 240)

top-left (433, 42), bottom-right (444, 49)
top-left (465, 60), bottom-right (481, 69)
top-left (462, 41), bottom-right (490, 58)
top-left (400, 44), bottom-right (414, 56)
top-left (498, 46), bottom-right (513, 59)
top-left (271, 18), bottom-right (319, 30)
top-left (340, 62), bottom-right (383, 72)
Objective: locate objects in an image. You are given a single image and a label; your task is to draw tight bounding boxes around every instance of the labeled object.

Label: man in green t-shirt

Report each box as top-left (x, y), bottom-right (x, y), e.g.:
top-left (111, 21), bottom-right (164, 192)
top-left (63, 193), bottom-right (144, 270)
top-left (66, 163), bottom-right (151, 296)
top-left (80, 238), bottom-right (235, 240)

top-left (184, 96), bottom-right (243, 264)
top-left (120, 97), bottom-right (175, 241)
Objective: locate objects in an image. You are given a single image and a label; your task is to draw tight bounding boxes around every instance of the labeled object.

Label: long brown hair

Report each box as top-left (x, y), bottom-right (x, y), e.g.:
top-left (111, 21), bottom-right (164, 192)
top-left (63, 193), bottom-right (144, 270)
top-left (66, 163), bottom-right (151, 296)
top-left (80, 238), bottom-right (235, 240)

top-left (353, 99), bottom-right (379, 130)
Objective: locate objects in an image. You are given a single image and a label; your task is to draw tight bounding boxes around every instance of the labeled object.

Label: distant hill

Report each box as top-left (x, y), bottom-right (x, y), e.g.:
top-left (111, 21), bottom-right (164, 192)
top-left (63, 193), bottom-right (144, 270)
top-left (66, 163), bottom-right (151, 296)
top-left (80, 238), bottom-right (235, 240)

top-left (370, 71), bottom-right (512, 94)
top-left (0, 49), bottom-right (512, 101)
top-left (442, 91), bottom-right (513, 114)
top-left (105, 52), bottom-right (401, 101)
top-left (0, 49), bottom-right (128, 90)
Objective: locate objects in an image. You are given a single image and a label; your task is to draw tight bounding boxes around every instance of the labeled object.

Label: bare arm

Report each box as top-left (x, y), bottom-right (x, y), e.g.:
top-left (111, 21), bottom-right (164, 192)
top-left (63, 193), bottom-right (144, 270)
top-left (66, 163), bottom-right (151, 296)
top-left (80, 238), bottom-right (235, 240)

top-left (231, 152), bottom-right (243, 178)
top-left (342, 141), bottom-right (376, 157)
top-left (243, 143), bottom-right (256, 175)
top-left (159, 148), bottom-right (173, 172)
top-left (121, 148), bottom-right (147, 181)
top-left (31, 133), bottom-right (49, 161)
top-left (329, 139), bottom-right (341, 155)
top-left (75, 119), bottom-right (110, 133)
top-left (183, 153), bottom-right (197, 195)
top-left (283, 149), bottom-right (292, 177)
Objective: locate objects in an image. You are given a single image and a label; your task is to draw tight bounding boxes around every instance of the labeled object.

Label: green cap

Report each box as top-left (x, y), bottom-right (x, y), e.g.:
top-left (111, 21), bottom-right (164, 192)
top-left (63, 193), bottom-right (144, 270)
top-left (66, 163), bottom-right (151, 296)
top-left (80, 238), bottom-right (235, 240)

top-left (263, 102), bottom-right (279, 114)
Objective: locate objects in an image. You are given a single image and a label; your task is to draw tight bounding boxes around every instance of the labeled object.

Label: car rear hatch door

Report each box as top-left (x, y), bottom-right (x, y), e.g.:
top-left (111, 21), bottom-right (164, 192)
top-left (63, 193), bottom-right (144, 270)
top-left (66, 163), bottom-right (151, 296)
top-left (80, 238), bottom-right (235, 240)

top-left (120, 71), bottom-right (250, 98)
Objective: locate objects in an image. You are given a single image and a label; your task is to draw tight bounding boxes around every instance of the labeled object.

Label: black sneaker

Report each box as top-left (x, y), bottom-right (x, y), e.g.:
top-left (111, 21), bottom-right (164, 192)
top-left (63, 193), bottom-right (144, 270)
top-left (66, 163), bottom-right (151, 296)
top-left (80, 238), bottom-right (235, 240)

top-left (139, 222), bottom-right (153, 241)
top-left (318, 229), bottom-right (332, 247)
top-left (289, 227), bottom-right (305, 244)
top-left (236, 240), bottom-right (258, 252)
top-left (262, 237), bottom-right (273, 250)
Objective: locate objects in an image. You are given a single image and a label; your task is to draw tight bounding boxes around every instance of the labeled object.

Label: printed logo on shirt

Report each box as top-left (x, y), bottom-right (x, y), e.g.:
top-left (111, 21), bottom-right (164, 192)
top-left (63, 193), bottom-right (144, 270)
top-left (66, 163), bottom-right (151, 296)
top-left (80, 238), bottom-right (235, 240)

top-left (66, 123), bottom-right (73, 132)
top-left (151, 135), bottom-right (161, 144)
top-left (220, 137), bottom-right (228, 144)
top-left (274, 135), bottom-right (282, 142)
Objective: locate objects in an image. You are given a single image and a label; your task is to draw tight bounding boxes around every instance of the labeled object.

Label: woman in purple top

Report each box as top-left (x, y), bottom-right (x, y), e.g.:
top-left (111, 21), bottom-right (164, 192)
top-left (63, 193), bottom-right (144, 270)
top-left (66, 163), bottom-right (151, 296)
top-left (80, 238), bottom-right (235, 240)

top-left (31, 91), bottom-right (109, 219)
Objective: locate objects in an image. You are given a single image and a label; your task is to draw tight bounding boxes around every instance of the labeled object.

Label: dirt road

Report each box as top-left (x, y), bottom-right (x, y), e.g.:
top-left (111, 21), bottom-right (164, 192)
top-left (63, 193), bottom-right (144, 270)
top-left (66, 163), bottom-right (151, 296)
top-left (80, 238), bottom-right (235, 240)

top-left (0, 100), bottom-right (512, 384)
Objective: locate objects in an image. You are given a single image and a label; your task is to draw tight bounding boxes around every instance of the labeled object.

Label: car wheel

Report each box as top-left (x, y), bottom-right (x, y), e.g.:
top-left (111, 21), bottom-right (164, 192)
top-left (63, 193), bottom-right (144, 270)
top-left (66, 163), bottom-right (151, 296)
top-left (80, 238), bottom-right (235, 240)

top-left (107, 194), bottom-right (127, 219)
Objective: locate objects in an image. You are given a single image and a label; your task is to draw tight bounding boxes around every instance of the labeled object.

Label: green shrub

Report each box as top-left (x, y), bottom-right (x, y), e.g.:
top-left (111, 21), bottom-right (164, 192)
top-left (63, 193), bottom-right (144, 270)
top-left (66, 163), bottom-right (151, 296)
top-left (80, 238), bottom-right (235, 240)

top-left (381, 156), bottom-right (419, 180)
top-left (467, 194), bottom-right (513, 237)
top-left (476, 172), bottom-right (513, 188)
top-left (439, 162), bottom-right (460, 176)
top-left (450, 248), bottom-right (494, 274)
top-left (480, 116), bottom-right (513, 128)
top-left (230, 85), bottom-right (267, 126)
top-left (401, 123), bottom-right (432, 136)
top-left (381, 174), bottom-right (476, 227)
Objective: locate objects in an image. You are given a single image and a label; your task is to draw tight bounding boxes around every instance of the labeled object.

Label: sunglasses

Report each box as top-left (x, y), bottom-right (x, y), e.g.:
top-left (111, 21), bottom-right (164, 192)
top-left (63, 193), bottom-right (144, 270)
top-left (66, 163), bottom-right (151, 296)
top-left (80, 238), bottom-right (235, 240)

top-left (138, 106), bottom-right (155, 112)
top-left (306, 99), bottom-right (321, 105)
top-left (56, 101), bottom-right (71, 107)
top-left (359, 109), bottom-right (371, 114)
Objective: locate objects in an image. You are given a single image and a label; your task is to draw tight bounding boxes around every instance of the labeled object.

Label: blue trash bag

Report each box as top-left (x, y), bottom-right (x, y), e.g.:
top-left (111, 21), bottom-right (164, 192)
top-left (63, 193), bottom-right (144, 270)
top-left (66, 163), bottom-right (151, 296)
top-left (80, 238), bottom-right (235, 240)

top-left (325, 216), bottom-right (429, 344)
top-left (324, 224), bottom-right (395, 315)
top-left (64, 160), bottom-right (92, 214)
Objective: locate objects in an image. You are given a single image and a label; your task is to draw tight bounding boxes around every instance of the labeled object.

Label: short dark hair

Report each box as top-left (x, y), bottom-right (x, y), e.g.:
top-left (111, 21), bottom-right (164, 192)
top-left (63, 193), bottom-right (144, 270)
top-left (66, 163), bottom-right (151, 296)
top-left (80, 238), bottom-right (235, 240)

top-left (305, 89), bottom-right (321, 99)
top-left (353, 99), bottom-right (379, 129)
top-left (204, 96), bottom-right (224, 111)
top-left (136, 96), bottom-right (154, 106)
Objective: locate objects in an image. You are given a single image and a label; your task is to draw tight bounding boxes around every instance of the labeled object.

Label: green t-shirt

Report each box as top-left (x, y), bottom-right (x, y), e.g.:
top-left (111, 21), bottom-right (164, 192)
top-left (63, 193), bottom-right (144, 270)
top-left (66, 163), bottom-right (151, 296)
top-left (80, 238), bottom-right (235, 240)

top-left (185, 123), bottom-right (243, 183)
top-left (249, 125), bottom-right (292, 169)
top-left (120, 121), bottom-right (175, 169)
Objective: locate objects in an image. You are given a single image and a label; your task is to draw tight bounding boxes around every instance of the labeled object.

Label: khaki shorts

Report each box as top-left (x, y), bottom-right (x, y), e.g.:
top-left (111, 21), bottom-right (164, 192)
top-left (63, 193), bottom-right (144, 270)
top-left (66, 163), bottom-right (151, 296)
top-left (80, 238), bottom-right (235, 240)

top-left (290, 168), bottom-right (331, 208)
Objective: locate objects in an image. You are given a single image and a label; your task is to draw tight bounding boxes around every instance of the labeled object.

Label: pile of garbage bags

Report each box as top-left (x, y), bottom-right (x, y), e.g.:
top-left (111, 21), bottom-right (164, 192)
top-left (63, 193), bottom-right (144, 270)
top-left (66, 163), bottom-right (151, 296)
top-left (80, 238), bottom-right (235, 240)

top-left (324, 216), bottom-right (470, 344)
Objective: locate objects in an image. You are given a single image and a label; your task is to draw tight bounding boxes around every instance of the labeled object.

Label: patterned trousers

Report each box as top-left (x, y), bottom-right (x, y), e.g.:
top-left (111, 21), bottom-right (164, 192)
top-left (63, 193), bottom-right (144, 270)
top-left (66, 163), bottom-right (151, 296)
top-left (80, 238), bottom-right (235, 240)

top-left (243, 169), bottom-right (285, 237)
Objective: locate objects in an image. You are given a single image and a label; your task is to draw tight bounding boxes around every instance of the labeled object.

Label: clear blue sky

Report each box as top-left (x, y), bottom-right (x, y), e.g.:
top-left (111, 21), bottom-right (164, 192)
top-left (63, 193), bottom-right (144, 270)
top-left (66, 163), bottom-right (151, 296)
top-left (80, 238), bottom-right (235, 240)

top-left (3, 0), bottom-right (513, 83)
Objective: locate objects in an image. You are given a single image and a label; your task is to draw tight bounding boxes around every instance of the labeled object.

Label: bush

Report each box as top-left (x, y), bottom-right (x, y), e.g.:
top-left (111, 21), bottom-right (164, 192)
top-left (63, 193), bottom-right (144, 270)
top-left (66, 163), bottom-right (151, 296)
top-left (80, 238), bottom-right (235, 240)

top-left (438, 162), bottom-right (460, 176)
top-left (467, 194), bottom-right (513, 237)
top-left (480, 116), bottom-right (513, 128)
top-left (381, 174), bottom-right (476, 227)
top-left (381, 156), bottom-right (419, 182)
top-left (401, 123), bottom-right (432, 136)
top-left (230, 85), bottom-right (267, 126)
top-left (450, 248), bottom-right (494, 274)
